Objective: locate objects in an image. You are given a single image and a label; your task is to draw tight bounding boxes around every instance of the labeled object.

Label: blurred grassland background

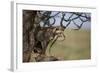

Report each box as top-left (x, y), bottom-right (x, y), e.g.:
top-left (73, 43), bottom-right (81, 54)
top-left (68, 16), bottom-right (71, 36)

top-left (46, 29), bottom-right (91, 60)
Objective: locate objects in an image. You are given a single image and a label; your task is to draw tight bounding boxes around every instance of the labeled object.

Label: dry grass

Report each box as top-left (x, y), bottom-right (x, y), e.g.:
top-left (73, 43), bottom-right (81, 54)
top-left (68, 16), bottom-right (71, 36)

top-left (46, 29), bottom-right (91, 60)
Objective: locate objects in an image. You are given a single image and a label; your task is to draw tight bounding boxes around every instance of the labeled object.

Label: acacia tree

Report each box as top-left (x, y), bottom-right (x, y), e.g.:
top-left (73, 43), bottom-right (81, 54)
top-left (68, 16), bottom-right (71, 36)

top-left (23, 10), bottom-right (91, 62)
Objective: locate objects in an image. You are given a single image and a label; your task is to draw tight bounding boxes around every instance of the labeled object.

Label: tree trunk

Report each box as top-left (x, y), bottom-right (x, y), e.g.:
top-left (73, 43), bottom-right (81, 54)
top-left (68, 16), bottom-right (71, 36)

top-left (23, 10), bottom-right (37, 62)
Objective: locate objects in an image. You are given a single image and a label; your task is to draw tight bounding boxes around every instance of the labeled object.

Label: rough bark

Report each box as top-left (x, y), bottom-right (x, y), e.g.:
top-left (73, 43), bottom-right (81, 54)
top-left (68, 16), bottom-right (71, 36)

top-left (23, 10), bottom-right (37, 62)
